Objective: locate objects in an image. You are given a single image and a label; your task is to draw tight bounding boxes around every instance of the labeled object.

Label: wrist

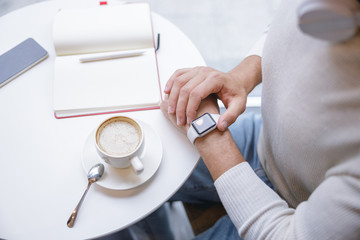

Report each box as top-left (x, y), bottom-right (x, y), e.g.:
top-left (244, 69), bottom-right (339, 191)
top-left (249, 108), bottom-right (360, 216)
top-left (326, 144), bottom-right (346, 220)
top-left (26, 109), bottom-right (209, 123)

top-left (194, 128), bottom-right (245, 180)
top-left (194, 127), bottom-right (226, 148)
top-left (187, 113), bottom-right (220, 144)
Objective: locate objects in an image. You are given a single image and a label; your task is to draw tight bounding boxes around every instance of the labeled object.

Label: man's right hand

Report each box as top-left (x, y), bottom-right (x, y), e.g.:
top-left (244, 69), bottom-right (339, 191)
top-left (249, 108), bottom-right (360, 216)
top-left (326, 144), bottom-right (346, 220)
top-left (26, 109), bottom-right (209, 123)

top-left (164, 55), bottom-right (262, 131)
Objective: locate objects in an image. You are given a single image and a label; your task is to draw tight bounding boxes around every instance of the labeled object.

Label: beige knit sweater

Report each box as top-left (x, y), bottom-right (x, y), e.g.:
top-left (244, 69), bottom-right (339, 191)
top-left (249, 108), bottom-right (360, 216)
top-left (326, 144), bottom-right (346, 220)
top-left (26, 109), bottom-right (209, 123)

top-left (215, 0), bottom-right (360, 239)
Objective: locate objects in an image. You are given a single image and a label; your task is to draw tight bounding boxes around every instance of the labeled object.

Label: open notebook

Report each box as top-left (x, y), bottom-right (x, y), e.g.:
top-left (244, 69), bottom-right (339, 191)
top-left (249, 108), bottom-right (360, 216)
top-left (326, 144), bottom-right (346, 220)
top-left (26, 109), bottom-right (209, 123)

top-left (52, 3), bottom-right (161, 119)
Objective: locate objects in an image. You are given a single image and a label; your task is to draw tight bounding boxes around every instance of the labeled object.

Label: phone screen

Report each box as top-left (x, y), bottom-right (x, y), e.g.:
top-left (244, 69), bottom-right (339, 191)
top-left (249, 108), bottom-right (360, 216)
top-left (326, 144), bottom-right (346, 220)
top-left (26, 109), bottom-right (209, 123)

top-left (0, 38), bottom-right (48, 88)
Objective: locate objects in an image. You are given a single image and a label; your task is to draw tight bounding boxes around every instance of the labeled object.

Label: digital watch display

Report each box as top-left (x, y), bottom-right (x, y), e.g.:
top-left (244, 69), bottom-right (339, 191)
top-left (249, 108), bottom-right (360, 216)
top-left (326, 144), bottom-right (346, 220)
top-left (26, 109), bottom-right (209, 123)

top-left (187, 113), bottom-right (220, 144)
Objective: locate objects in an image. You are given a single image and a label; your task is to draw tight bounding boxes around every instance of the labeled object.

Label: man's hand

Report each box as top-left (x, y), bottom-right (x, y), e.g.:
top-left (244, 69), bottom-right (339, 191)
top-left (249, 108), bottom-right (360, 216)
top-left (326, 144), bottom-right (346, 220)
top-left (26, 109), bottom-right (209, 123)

top-left (164, 55), bottom-right (262, 131)
top-left (161, 93), bottom-right (244, 180)
top-left (160, 94), bottom-right (220, 135)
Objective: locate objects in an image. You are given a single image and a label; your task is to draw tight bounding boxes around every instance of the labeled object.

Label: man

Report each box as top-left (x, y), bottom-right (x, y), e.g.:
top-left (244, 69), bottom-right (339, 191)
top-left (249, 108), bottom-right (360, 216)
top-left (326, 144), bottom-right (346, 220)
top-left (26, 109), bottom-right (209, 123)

top-left (161, 0), bottom-right (360, 239)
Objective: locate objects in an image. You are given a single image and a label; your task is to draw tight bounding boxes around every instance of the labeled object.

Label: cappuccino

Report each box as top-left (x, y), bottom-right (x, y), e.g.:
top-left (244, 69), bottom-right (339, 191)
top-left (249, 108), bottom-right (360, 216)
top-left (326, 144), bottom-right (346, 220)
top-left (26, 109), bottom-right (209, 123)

top-left (98, 120), bottom-right (141, 156)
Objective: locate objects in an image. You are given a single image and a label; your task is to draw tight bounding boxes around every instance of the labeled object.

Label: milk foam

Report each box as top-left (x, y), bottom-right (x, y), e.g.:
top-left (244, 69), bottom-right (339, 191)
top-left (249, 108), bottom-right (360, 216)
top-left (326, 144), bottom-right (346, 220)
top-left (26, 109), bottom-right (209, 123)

top-left (98, 120), bottom-right (140, 156)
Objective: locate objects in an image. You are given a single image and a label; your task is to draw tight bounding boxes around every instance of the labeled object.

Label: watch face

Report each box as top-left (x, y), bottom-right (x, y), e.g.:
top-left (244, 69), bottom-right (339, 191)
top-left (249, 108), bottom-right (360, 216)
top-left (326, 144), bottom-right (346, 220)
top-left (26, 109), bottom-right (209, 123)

top-left (192, 113), bottom-right (216, 135)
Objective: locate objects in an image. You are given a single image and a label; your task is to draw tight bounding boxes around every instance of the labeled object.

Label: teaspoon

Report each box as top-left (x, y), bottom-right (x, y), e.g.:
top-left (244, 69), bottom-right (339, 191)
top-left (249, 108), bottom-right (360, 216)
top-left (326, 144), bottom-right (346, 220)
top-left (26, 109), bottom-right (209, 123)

top-left (67, 163), bottom-right (104, 228)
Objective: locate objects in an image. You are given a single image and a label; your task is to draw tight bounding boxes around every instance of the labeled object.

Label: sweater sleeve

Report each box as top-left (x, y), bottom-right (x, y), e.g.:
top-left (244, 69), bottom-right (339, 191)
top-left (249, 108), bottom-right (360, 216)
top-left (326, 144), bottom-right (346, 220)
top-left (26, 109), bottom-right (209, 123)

top-left (214, 162), bottom-right (360, 240)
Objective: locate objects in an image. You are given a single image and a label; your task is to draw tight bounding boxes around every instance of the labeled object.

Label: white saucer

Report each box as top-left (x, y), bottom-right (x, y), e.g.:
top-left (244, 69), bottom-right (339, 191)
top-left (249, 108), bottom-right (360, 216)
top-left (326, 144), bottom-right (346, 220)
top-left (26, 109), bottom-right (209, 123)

top-left (81, 120), bottom-right (163, 190)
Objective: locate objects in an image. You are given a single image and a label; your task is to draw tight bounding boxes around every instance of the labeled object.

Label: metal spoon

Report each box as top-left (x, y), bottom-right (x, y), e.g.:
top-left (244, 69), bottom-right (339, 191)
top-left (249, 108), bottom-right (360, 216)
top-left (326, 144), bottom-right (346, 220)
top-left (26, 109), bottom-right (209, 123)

top-left (67, 163), bottom-right (104, 228)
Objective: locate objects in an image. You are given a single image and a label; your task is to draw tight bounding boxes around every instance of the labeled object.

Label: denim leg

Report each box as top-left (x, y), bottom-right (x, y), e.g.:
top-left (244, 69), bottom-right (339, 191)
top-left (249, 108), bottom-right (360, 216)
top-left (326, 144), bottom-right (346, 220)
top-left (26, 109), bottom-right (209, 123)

top-left (228, 112), bottom-right (262, 167)
top-left (171, 112), bottom-right (272, 204)
top-left (128, 205), bottom-right (174, 240)
top-left (98, 205), bottom-right (174, 240)
top-left (169, 159), bottom-right (221, 204)
top-left (194, 215), bottom-right (241, 240)
top-left (228, 112), bottom-right (273, 189)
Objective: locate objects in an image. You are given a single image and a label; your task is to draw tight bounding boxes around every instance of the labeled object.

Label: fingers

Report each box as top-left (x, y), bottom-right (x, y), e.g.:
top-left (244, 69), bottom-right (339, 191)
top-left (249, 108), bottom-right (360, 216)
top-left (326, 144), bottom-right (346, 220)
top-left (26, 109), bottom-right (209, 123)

top-left (164, 68), bottom-right (190, 94)
top-left (167, 69), bottom-right (197, 115)
top-left (160, 94), bottom-right (180, 127)
top-left (164, 62), bottom-right (254, 132)
top-left (186, 73), bottom-right (223, 123)
top-left (160, 94), bottom-right (170, 118)
top-left (165, 68), bottom-right (191, 115)
top-left (160, 94), bottom-right (188, 134)
top-left (217, 97), bottom-right (246, 131)
top-left (167, 67), bottom-right (212, 116)
top-left (175, 71), bottom-right (210, 125)
top-left (165, 66), bottom-right (224, 126)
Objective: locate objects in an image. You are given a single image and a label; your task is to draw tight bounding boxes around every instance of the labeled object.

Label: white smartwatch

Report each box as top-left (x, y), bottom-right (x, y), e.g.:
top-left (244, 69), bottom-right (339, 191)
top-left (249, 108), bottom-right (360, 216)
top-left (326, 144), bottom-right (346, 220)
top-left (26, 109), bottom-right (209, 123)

top-left (187, 113), bottom-right (220, 144)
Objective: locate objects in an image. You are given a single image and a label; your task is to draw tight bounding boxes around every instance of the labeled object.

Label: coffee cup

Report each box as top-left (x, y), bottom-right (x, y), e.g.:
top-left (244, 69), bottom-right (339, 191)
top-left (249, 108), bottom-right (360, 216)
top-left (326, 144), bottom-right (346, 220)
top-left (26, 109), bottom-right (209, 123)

top-left (95, 116), bottom-right (144, 175)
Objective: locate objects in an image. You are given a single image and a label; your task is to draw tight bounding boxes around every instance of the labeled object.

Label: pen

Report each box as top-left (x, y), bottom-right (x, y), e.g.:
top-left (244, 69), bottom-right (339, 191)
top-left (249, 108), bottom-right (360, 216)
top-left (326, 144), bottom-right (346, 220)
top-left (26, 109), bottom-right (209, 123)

top-left (79, 50), bottom-right (145, 63)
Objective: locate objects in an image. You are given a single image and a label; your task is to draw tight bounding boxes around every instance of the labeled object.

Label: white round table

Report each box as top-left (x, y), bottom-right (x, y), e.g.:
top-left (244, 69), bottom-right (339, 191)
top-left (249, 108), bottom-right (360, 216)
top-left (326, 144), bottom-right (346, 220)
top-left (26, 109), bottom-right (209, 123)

top-left (0, 0), bottom-right (205, 239)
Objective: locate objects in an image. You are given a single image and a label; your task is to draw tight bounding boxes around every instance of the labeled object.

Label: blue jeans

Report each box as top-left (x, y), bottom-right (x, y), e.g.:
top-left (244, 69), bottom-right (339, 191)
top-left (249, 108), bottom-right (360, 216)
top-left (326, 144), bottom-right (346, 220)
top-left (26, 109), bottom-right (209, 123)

top-left (100, 112), bottom-right (273, 240)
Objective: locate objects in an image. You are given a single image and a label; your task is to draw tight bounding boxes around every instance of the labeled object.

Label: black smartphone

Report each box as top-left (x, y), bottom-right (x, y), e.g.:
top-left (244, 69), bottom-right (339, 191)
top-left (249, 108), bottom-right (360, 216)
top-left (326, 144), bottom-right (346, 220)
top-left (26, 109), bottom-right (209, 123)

top-left (0, 38), bottom-right (48, 88)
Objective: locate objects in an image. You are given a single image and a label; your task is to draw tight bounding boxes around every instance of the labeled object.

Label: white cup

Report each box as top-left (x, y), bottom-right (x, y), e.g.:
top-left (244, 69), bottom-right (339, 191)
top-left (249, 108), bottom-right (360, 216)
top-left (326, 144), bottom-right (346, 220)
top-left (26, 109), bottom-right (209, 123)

top-left (95, 116), bottom-right (144, 175)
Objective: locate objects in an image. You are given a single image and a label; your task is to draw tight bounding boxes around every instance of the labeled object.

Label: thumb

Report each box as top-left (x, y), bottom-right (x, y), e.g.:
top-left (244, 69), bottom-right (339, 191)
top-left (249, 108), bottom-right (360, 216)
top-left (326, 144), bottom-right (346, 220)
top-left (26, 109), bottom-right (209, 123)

top-left (217, 98), bottom-right (246, 131)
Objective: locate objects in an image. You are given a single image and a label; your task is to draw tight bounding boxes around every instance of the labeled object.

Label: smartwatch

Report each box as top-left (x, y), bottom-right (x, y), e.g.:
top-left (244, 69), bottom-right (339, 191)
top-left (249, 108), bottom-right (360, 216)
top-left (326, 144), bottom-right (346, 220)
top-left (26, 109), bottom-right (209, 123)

top-left (187, 113), bottom-right (220, 144)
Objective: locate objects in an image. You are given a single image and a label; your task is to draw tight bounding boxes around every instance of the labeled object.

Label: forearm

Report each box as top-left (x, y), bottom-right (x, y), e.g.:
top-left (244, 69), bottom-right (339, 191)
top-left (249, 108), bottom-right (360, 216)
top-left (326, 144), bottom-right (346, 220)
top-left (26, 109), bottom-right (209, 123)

top-left (194, 128), bottom-right (245, 181)
top-left (228, 55), bottom-right (262, 96)
top-left (189, 56), bottom-right (262, 180)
